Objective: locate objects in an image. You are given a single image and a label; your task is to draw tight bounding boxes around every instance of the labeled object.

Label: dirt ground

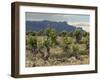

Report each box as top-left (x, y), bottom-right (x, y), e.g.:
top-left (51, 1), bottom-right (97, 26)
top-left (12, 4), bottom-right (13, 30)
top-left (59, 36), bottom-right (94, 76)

top-left (25, 49), bottom-right (89, 67)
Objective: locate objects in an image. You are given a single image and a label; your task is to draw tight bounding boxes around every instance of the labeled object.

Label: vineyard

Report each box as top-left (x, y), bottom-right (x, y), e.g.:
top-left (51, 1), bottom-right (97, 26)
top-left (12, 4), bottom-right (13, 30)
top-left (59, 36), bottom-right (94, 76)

top-left (25, 27), bottom-right (89, 67)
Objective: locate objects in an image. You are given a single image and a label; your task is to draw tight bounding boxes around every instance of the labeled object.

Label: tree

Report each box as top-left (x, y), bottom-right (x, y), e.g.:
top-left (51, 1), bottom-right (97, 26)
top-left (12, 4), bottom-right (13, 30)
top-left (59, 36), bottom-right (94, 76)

top-left (26, 31), bottom-right (37, 36)
top-left (28, 36), bottom-right (38, 54)
top-left (71, 44), bottom-right (80, 59)
top-left (43, 39), bottom-right (51, 60)
top-left (68, 31), bottom-right (73, 37)
top-left (84, 35), bottom-right (89, 50)
top-left (74, 29), bottom-right (82, 43)
top-left (60, 30), bottom-right (68, 37)
top-left (44, 27), bottom-right (57, 46)
top-left (63, 36), bottom-right (72, 52)
top-left (83, 31), bottom-right (89, 37)
top-left (43, 27), bottom-right (57, 60)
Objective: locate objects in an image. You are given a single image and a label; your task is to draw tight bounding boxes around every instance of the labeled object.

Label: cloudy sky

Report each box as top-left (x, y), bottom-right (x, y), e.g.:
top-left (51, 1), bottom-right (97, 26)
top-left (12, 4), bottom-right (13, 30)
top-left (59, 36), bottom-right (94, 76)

top-left (25, 12), bottom-right (90, 23)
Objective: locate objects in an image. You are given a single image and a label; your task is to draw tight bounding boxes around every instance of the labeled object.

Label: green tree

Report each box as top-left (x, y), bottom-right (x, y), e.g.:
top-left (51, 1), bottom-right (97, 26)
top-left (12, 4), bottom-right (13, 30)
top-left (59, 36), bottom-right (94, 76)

top-left (26, 31), bottom-right (37, 36)
top-left (71, 44), bottom-right (80, 59)
top-left (83, 31), bottom-right (89, 37)
top-left (44, 27), bottom-right (57, 46)
top-left (84, 35), bottom-right (89, 50)
top-left (43, 27), bottom-right (57, 60)
top-left (63, 36), bottom-right (72, 52)
top-left (43, 39), bottom-right (51, 60)
top-left (74, 29), bottom-right (82, 43)
top-left (68, 31), bottom-right (73, 37)
top-left (60, 30), bottom-right (68, 37)
top-left (27, 36), bottom-right (38, 54)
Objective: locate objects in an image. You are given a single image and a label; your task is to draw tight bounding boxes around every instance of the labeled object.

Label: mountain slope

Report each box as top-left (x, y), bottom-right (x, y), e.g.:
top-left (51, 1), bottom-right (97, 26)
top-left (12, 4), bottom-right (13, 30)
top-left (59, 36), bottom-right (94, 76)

top-left (26, 20), bottom-right (83, 32)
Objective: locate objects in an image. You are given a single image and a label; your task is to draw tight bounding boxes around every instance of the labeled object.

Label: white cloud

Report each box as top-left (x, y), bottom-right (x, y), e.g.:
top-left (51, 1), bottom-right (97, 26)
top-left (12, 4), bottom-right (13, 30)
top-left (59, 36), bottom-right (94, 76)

top-left (68, 22), bottom-right (89, 32)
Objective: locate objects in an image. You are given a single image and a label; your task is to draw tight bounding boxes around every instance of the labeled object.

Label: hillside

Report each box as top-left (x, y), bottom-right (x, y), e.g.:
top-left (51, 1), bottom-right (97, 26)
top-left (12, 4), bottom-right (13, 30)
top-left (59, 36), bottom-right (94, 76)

top-left (26, 20), bottom-right (84, 32)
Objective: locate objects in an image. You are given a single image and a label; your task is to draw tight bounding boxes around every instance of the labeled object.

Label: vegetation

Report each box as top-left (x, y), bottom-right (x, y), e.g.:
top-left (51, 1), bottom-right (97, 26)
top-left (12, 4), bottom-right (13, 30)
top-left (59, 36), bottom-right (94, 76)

top-left (74, 29), bottom-right (82, 43)
top-left (26, 26), bottom-right (89, 67)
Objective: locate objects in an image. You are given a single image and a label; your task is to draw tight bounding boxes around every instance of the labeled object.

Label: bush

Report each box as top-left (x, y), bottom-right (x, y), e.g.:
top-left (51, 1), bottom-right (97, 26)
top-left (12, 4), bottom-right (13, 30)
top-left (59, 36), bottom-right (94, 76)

top-left (79, 50), bottom-right (88, 55)
top-left (71, 44), bottom-right (79, 56)
top-left (74, 29), bottom-right (82, 43)
top-left (26, 31), bottom-right (37, 36)
top-left (26, 36), bottom-right (38, 52)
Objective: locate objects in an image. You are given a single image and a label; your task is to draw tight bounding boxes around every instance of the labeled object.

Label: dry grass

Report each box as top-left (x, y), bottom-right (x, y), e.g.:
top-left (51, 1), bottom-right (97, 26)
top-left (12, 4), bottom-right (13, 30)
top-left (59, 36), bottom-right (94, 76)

top-left (25, 36), bottom-right (89, 67)
top-left (25, 49), bottom-right (89, 67)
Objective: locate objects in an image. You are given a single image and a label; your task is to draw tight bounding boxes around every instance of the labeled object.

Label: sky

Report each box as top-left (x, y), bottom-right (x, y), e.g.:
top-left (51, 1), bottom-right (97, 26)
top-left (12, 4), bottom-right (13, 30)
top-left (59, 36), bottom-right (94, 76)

top-left (25, 12), bottom-right (90, 23)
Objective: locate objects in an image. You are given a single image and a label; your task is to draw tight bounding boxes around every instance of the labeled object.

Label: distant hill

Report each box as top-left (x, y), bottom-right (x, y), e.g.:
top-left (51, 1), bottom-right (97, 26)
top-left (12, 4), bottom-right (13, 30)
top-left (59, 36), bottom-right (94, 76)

top-left (26, 20), bottom-right (83, 32)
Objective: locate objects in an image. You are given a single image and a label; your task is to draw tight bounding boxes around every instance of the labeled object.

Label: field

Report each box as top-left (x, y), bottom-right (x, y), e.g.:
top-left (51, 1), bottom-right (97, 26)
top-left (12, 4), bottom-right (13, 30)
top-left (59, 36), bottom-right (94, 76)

top-left (25, 27), bottom-right (89, 67)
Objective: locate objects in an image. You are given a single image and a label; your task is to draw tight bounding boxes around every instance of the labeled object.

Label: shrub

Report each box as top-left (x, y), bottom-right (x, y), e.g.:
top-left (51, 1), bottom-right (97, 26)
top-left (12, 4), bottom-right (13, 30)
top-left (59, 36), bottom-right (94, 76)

top-left (70, 44), bottom-right (80, 57)
top-left (74, 29), bottom-right (82, 43)
top-left (79, 50), bottom-right (88, 55)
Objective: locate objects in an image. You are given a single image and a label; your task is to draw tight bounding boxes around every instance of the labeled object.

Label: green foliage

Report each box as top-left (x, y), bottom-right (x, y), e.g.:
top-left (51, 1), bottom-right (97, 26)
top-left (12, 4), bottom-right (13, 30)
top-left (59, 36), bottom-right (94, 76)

top-left (26, 26), bottom-right (89, 64)
top-left (26, 31), bottom-right (37, 36)
top-left (63, 36), bottom-right (72, 45)
top-left (45, 27), bottom-right (56, 37)
top-left (74, 29), bottom-right (82, 43)
top-left (37, 40), bottom-right (44, 49)
top-left (27, 36), bottom-right (37, 48)
top-left (83, 32), bottom-right (87, 37)
top-left (85, 35), bottom-right (89, 50)
top-left (68, 31), bottom-right (73, 37)
top-left (83, 32), bottom-right (89, 37)
top-left (62, 36), bottom-right (72, 53)
top-left (43, 38), bottom-right (51, 48)
top-left (79, 50), bottom-right (88, 55)
top-left (71, 44), bottom-right (79, 56)
top-left (44, 27), bottom-right (57, 47)
top-left (60, 30), bottom-right (68, 37)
